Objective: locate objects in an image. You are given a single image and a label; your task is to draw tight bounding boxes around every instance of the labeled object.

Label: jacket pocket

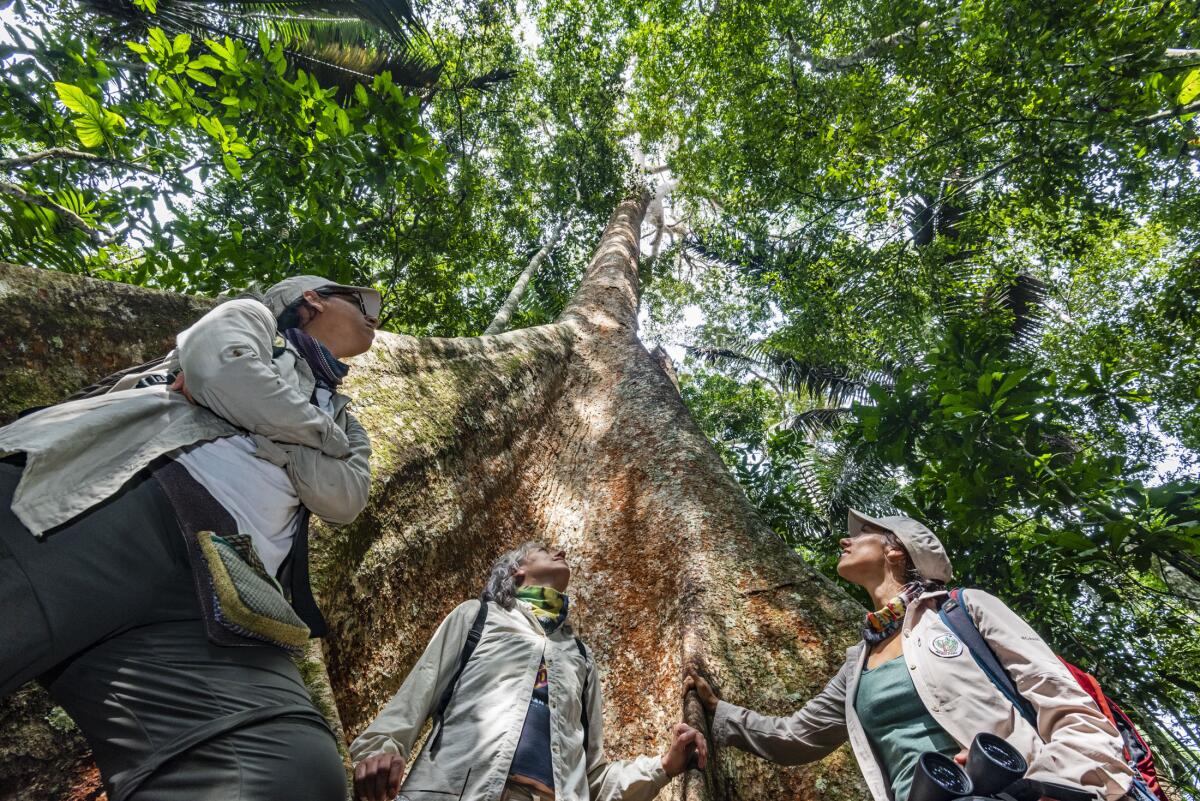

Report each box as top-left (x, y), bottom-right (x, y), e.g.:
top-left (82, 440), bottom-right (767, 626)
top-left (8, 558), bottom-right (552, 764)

top-left (398, 761), bottom-right (474, 800)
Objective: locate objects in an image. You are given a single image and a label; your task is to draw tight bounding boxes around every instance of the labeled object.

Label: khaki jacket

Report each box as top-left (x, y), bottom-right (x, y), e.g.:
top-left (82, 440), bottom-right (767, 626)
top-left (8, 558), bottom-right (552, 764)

top-left (713, 590), bottom-right (1133, 801)
top-left (0, 298), bottom-right (370, 535)
top-left (350, 600), bottom-right (671, 801)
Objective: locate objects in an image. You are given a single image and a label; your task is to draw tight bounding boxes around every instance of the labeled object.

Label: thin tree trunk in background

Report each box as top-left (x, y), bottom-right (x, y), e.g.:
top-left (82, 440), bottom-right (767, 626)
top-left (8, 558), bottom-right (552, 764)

top-left (0, 193), bottom-right (866, 801)
top-left (483, 214), bottom-right (571, 335)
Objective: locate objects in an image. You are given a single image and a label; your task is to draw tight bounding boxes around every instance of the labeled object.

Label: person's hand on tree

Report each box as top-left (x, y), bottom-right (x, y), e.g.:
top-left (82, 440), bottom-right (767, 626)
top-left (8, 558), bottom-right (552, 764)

top-left (660, 722), bottom-right (708, 777)
top-left (169, 371), bottom-right (195, 404)
top-left (683, 669), bottom-right (719, 715)
top-left (353, 752), bottom-right (406, 801)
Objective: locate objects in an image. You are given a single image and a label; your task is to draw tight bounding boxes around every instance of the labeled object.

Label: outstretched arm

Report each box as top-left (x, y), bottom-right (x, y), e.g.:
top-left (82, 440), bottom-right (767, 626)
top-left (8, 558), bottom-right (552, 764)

top-left (692, 657), bottom-right (852, 766)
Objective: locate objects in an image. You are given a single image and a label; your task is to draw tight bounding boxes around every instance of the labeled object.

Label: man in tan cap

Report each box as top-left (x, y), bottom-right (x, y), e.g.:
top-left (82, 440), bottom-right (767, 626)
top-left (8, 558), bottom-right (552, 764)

top-left (684, 509), bottom-right (1132, 801)
top-left (0, 274), bottom-right (380, 800)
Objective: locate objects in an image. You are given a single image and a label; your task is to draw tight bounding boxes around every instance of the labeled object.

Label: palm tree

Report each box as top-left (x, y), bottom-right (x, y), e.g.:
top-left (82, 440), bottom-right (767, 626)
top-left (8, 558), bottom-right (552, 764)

top-left (80, 0), bottom-right (443, 91)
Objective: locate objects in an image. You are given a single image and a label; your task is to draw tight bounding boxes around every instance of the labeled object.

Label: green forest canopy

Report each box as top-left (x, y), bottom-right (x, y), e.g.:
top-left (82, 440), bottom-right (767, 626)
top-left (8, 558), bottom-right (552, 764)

top-left (2, 0), bottom-right (1199, 793)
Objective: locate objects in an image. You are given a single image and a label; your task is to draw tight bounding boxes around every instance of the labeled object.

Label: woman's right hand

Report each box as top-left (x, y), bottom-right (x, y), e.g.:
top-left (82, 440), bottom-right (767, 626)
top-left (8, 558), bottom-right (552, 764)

top-left (169, 371), bottom-right (195, 404)
top-left (354, 753), bottom-right (406, 801)
top-left (683, 669), bottom-right (720, 715)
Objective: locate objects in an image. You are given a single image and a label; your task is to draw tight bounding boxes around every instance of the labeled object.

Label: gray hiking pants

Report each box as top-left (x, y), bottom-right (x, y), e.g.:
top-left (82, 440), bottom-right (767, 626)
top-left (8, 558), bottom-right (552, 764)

top-left (0, 460), bottom-right (346, 801)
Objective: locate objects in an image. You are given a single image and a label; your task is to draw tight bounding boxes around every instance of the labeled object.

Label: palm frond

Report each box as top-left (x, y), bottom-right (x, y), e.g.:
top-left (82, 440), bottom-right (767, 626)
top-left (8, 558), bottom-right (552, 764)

top-left (988, 272), bottom-right (1048, 348)
top-left (770, 356), bottom-right (880, 405)
top-left (780, 407), bottom-right (855, 437)
top-left (80, 0), bottom-right (436, 88)
top-left (686, 343), bottom-right (767, 375)
top-left (905, 192), bottom-right (937, 247)
top-left (904, 177), bottom-right (983, 248)
top-left (284, 39), bottom-right (441, 88)
top-left (688, 336), bottom-right (893, 405)
top-left (175, 0), bottom-right (422, 44)
top-left (459, 67), bottom-right (516, 91)
top-left (683, 231), bottom-right (771, 276)
top-left (784, 442), bottom-right (896, 542)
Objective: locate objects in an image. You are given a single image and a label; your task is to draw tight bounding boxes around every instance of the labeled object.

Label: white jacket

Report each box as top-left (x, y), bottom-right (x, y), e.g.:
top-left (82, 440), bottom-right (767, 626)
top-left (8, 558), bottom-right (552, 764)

top-left (0, 298), bottom-right (369, 535)
top-left (713, 589), bottom-right (1133, 801)
top-left (350, 599), bottom-right (671, 801)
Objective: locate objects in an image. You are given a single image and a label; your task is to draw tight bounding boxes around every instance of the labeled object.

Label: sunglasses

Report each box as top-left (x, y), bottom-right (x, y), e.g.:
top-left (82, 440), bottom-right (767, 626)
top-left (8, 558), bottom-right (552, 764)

top-left (323, 289), bottom-right (369, 318)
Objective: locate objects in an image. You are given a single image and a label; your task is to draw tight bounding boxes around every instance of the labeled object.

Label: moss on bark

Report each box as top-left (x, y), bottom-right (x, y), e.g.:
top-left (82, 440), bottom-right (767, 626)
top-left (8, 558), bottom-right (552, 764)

top-left (0, 265), bottom-right (214, 425)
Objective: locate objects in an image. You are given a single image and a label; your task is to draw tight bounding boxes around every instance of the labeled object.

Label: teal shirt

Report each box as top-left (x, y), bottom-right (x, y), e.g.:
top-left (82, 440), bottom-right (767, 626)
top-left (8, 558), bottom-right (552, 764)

top-left (854, 656), bottom-right (961, 801)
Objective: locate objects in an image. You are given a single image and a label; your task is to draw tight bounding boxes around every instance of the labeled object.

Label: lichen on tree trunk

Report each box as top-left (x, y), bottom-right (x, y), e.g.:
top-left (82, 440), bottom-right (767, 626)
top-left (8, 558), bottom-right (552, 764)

top-left (0, 195), bottom-right (868, 801)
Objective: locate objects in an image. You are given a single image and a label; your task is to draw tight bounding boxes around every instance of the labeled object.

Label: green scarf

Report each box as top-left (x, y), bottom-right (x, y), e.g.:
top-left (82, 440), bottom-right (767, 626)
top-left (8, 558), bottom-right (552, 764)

top-left (516, 585), bottom-right (569, 633)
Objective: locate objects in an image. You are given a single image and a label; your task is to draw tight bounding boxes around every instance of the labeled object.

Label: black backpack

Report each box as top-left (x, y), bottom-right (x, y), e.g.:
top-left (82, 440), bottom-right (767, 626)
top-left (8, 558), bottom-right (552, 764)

top-left (428, 599), bottom-right (592, 757)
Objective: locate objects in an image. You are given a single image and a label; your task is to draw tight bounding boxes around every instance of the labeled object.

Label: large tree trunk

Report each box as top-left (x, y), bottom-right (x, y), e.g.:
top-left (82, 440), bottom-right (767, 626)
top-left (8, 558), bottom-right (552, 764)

top-left (0, 195), bottom-right (866, 801)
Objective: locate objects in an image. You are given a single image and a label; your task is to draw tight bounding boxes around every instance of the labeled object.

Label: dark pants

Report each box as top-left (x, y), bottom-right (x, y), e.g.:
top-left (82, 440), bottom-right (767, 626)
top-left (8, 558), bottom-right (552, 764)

top-left (0, 462), bottom-right (346, 801)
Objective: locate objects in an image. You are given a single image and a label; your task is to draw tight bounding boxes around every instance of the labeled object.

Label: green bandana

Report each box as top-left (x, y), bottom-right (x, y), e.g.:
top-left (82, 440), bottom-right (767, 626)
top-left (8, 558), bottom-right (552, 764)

top-left (516, 585), bottom-right (570, 633)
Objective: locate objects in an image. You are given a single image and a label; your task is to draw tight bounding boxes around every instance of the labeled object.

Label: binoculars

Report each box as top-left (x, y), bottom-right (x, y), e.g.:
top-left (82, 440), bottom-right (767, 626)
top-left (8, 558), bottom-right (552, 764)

top-left (907, 733), bottom-right (1094, 801)
top-left (907, 733), bottom-right (1027, 801)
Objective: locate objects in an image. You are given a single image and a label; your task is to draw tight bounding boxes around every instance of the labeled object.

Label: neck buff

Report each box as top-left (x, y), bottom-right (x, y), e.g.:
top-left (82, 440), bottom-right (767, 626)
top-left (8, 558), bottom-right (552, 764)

top-left (282, 327), bottom-right (350, 389)
top-left (862, 581), bottom-right (924, 644)
top-left (516, 585), bottom-right (570, 634)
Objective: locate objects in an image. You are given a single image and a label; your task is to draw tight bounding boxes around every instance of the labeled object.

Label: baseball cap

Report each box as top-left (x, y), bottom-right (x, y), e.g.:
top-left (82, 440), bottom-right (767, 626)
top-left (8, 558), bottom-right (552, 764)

top-left (262, 275), bottom-right (382, 319)
top-left (847, 509), bottom-right (953, 583)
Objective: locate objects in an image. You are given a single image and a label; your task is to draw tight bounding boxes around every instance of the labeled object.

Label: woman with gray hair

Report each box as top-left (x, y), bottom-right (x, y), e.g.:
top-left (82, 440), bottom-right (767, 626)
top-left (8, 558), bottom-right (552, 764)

top-left (351, 541), bottom-right (708, 801)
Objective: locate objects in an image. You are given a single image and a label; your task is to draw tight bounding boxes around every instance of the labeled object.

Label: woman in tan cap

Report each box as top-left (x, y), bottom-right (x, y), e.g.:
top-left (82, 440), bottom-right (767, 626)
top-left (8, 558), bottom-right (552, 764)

top-left (0, 275), bottom-right (379, 800)
top-left (685, 510), bottom-right (1134, 801)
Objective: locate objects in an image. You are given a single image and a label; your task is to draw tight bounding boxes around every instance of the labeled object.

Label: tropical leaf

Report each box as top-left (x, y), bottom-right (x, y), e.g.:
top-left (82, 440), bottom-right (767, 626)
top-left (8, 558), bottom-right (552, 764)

top-left (689, 336), bottom-right (893, 406)
top-left (80, 0), bottom-right (441, 89)
top-left (780, 407), bottom-right (855, 437)
top-left (54, 81), bottom-right (125, 147)
top-left (988, 271), bottom-right (1049, 349)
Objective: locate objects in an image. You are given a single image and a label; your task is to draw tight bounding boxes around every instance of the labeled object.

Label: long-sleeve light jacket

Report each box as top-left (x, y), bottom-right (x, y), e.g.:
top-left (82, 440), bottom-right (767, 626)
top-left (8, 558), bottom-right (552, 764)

top-left (713, 589), bottom-right (1133, 801)
top-left (0, 297), bottom-right (370, 535)
top-left (350, 599), bottom-right (671, 801)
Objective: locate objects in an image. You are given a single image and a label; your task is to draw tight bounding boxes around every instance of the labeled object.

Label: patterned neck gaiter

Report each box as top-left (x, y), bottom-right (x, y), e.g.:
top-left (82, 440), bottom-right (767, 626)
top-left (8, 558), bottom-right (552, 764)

top-left (282, 327), bottom-right (350, 389)
top-left (516, 585), bottom-right (570, 634)
top-left (862, 581), bottom-right (924, 644)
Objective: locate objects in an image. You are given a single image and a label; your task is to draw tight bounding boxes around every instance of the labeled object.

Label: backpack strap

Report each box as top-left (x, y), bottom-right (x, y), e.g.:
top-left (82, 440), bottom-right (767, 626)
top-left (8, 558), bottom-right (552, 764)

top-left (63, 354), bottom-right (174, 402)
top-left (429, 598), bottom-right (489, 756)
top-left (938, 588), bottom-right (1039, 731)
top-left (575, 637), bottom-right (592, 759)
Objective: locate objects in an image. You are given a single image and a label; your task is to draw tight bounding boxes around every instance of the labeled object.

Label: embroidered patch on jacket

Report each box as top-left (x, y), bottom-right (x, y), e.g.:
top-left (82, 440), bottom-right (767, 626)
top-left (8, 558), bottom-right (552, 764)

top-left (929, 633), bottom-right (963, 658)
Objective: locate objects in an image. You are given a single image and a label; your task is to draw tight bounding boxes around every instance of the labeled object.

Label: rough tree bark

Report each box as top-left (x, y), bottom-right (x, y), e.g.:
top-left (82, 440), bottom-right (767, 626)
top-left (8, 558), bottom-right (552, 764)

top-left (0, 194), bottom-right (866, 801)
top-left (483, 214), bottom-right (571, 335)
